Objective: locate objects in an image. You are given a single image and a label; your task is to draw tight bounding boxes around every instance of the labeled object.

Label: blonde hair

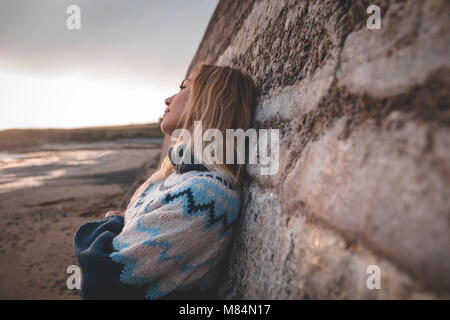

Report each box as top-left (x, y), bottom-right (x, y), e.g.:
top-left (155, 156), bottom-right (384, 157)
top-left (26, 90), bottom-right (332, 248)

top-left (127, 62), bottom-right (257, 208)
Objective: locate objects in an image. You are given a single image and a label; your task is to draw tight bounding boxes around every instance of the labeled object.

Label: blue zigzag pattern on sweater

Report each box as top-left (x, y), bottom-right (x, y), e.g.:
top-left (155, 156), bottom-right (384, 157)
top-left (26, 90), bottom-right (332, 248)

top-left (162, 177), bottom-right (240, 239)
top-left (112, 207), bottom-right (222, 297)
top-left (110, 174), bottom-right (239, 298)
top-left (112, 215), bottom-right (192, 286)
top-left (133, 183), bottom-right (157, 209)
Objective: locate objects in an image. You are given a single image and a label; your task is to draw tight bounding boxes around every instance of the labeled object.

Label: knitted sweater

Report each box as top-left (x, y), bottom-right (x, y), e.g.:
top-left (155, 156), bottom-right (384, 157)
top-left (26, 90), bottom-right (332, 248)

top-left (73, 146), bottom-right (241, 300)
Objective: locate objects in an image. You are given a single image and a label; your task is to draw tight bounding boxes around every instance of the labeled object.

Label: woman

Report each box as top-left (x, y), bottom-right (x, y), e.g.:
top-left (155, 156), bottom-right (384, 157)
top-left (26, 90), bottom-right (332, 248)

top-left (73, 62), bottom-right (257, 299)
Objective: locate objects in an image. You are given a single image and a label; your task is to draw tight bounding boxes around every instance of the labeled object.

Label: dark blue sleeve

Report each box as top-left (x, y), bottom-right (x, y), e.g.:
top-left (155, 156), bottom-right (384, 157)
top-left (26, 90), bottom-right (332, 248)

top-left (73, 215), bottom-right (148, 299)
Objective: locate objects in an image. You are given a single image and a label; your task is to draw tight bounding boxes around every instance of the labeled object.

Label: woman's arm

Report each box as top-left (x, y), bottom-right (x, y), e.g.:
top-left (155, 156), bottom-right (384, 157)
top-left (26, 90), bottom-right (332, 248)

top-left (73, 215), bottom-right (148, 299)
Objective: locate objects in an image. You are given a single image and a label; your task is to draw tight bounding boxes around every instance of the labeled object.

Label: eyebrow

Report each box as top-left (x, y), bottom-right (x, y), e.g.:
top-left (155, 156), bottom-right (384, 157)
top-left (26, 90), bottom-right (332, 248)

top-left (182, 78), bottom-right (192, 86)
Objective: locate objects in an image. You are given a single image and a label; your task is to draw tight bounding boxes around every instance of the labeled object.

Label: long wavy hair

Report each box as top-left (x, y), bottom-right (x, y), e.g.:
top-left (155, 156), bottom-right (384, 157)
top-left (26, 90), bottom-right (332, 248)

top-left (127, 62), bottom-right (257, 208)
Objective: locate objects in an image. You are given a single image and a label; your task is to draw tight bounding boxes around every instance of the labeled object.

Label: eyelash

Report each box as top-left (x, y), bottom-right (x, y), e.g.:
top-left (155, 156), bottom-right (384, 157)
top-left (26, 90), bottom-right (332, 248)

top-left (179, 85), bottom-right (186, 90)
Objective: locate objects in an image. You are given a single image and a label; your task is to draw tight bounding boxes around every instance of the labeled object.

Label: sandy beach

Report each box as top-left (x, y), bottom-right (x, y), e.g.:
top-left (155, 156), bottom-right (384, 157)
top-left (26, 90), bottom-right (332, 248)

top-left (0, 138), bottom-right (162, 299)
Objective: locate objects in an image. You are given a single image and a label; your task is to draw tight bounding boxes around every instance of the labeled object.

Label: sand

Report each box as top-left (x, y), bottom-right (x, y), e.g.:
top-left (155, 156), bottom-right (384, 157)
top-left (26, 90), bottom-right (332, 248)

top-left (0, 139), bottom-right (162, 299)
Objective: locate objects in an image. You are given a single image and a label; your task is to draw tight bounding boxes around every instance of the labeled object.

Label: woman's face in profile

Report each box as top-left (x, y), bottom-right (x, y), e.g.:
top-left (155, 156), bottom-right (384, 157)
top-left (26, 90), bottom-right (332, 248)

top-left (160, 75), bottom-right (193, 135)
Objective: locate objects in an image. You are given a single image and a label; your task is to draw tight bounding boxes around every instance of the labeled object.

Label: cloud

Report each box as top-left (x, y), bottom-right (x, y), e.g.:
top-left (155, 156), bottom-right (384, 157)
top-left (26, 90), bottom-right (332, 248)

top-left (0, 0), bottom-right (218, 87)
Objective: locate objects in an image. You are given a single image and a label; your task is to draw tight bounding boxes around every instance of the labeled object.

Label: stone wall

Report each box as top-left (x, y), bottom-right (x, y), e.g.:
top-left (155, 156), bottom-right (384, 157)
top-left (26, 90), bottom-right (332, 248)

top-left (181, 0), bottom-right (450, 299)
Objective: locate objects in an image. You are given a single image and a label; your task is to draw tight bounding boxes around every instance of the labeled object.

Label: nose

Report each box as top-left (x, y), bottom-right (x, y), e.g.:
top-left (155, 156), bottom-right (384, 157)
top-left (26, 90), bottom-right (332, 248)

top-left (165, 94), bottom-right (175, 107)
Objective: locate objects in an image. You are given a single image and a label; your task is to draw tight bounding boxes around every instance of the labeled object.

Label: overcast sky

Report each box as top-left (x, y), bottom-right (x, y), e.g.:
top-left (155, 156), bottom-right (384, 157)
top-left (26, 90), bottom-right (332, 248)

top-left (0, 0), bottom-right (218, 129)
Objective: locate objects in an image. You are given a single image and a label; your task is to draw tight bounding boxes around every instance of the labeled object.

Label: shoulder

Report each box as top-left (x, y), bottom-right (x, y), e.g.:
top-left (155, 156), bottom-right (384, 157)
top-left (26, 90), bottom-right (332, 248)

top-left (167, 170), bottom-right (240, 201)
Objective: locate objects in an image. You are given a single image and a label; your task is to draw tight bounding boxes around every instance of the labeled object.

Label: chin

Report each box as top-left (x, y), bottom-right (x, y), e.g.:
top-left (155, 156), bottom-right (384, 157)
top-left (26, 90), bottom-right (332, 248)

top-left (160, 120), bottom-right (173, 136)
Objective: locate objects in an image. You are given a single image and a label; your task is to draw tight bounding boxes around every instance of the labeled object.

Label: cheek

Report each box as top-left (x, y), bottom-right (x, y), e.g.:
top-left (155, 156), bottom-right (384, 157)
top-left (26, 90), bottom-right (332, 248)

top-left (172, 92), bottom-right (188, 114)
top-left (170, 94), bottom-right (189, 121)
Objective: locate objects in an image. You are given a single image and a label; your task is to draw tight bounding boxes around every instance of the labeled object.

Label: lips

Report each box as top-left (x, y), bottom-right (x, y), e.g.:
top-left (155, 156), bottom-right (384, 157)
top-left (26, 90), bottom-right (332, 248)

top-left (164, 107), bottom-right (170, 113)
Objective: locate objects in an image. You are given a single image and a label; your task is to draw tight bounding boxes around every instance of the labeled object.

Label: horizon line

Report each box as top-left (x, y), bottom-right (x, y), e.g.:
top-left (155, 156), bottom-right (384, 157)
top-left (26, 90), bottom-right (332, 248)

top-left (0, 121), bottom-right (161, 132)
